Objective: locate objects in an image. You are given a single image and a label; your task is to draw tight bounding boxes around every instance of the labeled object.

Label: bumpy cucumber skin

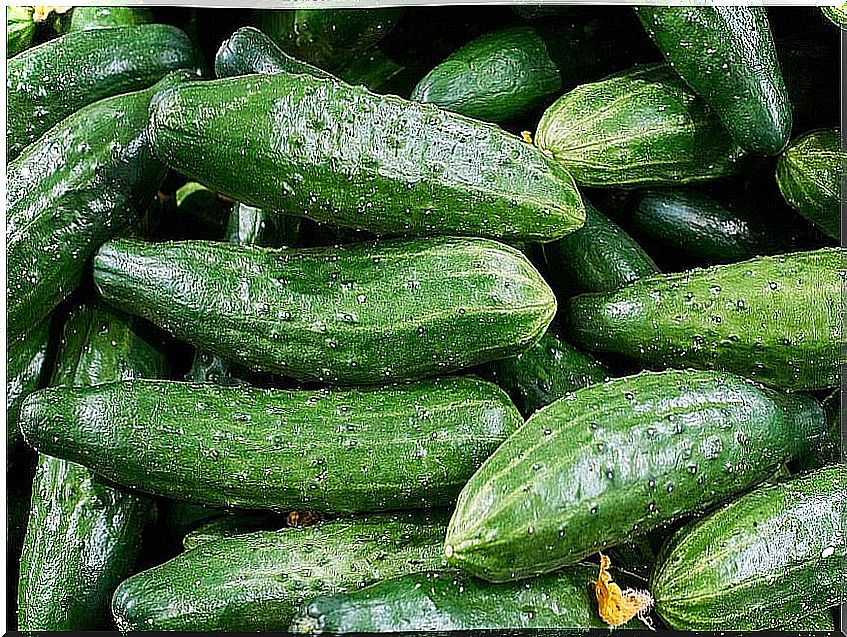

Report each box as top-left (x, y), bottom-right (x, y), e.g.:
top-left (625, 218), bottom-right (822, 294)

top-left (93, 237), bottom-right (556, 383)
top-left (776, 129), bottom-right (842, 240)
top-left (17, 305), bottom-right (167, 630)
top-left (214, 26), bottom-right (334, 79)
top-left (111, 512), bottom-right (448, 631)
top-left (542, 201), bottom-right (659, 297)
top-left (289, 565), bottom-right (635, 633)
top-left (182, 513), bottom-right (283, 551)
top-left (635, 7), bottom-right (791, 156)
top-left (444, 369), bottom-right (826, 582)
top-left (652, 465), bottom-right (847, 630)
top-left (6, 24), bottom-right (199, 159)
top-left (6, 78), bottom-right (179, 344)
top-left (149, 73), bottom-right (585, 241)
top-left (566, 248), bottom-right (841, 391)
top-left (536, 63), bottom-right (745, 187)
top-left (481, 330), bottom-right (608, 417)
top-left (67, 6), bottom-right (154, 31)
top-left (20, 376), bottom-right (522, 513)
top-left (6, 318), bottom-right (51, 459)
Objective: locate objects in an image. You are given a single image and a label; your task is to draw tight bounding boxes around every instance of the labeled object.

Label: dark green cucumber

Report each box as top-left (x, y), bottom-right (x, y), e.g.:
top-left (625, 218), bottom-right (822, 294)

top-left (17, 304), bottom-right (167, 630)
top-left (335, 47), bottom-right (407, 94)
top-left (290, 565), bottom-right (638, 633)
top-left (795, 390), bottom-right (842, 471)
top-left (214, 26), bottom-right (334, 80)
top-left (111, 512), bottom-right (448, 631)
top-left (148, 72), bottom-right (585, 241)
top-left (6, 6), bottom-right (35, 57)
top-left (542, 200), bottom-right (659, 297)
top-left (21, 376), bottom-right (522, 513)
top-left (535, 63), bottom-right (745, 187)
top-left (480, 330), bottom-right (608, 417)
top-left (6, 73), bottom-right (192, 344)
top-left (67, 6), bottom-right (154, 31)
top-left (444, 369), bottom-right (826, 582)
top-left (566, 248), bottom-right (841, 391)
top-left (776, 129), bottom-right (843, 239)
top-left (93, 237), bottom-right (556, 383)
top-left (6, 318), bottom-right (52, 460)
top-left (182, 513), bottom-right (285, 551)
top-left (6, 24), bottom-right (199, 159)
top-left (635, 7), bottom-right (791, 156)
top-left (651, 465), bottom-right (847, 630)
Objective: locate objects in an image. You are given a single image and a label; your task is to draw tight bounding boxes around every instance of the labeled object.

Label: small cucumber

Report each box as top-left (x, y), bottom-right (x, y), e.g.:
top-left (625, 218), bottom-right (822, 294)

top-left (182, 513), bottom-right (285, 551)
top-left (67, 6), bottom-right (154, 31)
top-left (6, 6), bottom-right (35, 57)
top-left (651, 465), bottom-right (847, 630)
top-left (6, 24), bottom-right (200, 159)
top-left (535, 63), bottom-right (745, 187)
top-left (148, 72), bottom-right (585, 241)
top-left (111, 512), bottom-right (448, 631)
top-left (444, 369), bottom-right (826, 582)
top-left (289, 565), bottom-right (638, 633)
top-left (214, 26), bottom-right (334, 80)
top-left (20, 376), bottom-right (522, 513)
top-left (93, 237), bottom-right (556, 384)
top-left (635, 6), bottom-right (791, 156)
top-left (776, 128), bottom-right (843, 240)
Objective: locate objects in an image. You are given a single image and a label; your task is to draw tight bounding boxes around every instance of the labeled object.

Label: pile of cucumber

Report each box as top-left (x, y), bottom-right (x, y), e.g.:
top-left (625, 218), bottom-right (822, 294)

top-left (6, 4), bottom-right (845, 633)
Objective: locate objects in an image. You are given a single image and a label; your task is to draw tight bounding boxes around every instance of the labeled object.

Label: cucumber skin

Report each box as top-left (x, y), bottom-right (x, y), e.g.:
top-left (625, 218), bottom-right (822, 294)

top-left (6, 24), bottom-right (199, 159)
top-left (20, 376), bottom-right (522, 513)
top-left (6, 6), bottom-right (35, 57)
top-left (111, 512), bottom-right (448, 631)
top-left (214, 26), bottom-right (334, 80)
top-left (289, 565), bottom-right (634, 633)
top-left (444, 369), bottom-right (826, 582)
top-left (635, 7), bottom-right (791, 156)
top-left (182, 513), bottom-right (284, 551)
top-left (776, 129), bottom-right (842, 240)
top-left (93, 237), bottom-right (556, 384)
top-left (652, 465), bottom-right (847, 630)
top-left (148, 73), bottom-right (585, 242)
top-left (17, 305), bottom-right (167, 630)
top-left (566, 248), bottom-right (841, 391)
top-left (6, 319), bottom-right (52, 459)
top-left (67, 7), bottom-right (154, 31)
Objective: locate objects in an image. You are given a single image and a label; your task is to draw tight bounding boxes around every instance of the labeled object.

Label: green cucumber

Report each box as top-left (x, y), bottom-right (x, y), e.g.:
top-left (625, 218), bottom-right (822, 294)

top-left (335, 47), bottom-right (407, 94)
top-left (6, 318), bottom-right (52, 461)
top-left (17, 304), bottom-right (167, 630)
top-left (776, 128), bottom-right (843, 239)
top-left (566, 248), bottom-right (841, 391)
top-left (444, 369), bottom-right (826, 582)
top-left (480, 329), bottom-right (608, 417)
top-left (535, 63), bottom-right (745, 187)
top-left (67, 6), bottom-right (154, 31)
top-left (6, 6), bottom-right (35, 57)
top-left (795, 390), bottom-right (842, 471)
top-left (93, 237), bottom-right (556, 383)
top-left (20, 376), bottom-right (522, 513)
top-left (111, 512), bottom-right (448, 631)
top-left (148, 72), bottom-right (585, 241)
top-left (6, 24), bottom-right (199, 159)
top-left (822, 4), bottom-right (847, 29)
top-left (793, 610), bottom-right (836, 631)
top-left (182, 513), bottom-right (284, 551)
top-left (6, 73), bottom-right (194, 344)
top-left (635, 7), bottom-right (791, 156)
top-left (651, 465), bottom-right (847, 630)
top-left (214, 26), bottom-right (333, 80)
top-left (290, 565), bottom-right (638, 633)
top-left (542, 200), bottom-right (659, 297)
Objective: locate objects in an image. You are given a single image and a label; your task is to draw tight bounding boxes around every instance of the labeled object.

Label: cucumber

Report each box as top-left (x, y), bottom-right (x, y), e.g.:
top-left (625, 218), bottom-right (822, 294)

top-left (335, 48), bottom-right (407, 95)
top-left (6, 6), bottom-right (35, 57)
top-left (111, 512), bottom-right (448, 631)
top-left (182, 513), bottom-right (284, 551)
top-left (566, 248), bottom-right (841, 391)
top-left (443, 369), bottom-right (827, 582)
top-left (67, 6), bottom-right (154, 31)
top-left (20, 376), bottom-right (522, 513)
top-left (214, 26), bottom-right (334, 80)
top-left (6, 318), bottom-right (52, 461)
top-left (6, 73), bottom-right (192, 344)
top-left (542, 200), bottom-right (659, 297)
top-left (793, 610), bottom-right (836, 631)
top-left (822, 4), bottom-right (847, 29)
top-left (480, 329), bottom-right (608, 417)
top-left (6, 24), bottom-right (200, 159)
top-left (795, 390), bottom-right (842, 471)
top-left (651, 465), bottom-right (847, 630)
top-left (535, 63), bottom-right (745, 187)
top-left (776, 128), bottom-right (843, 239)
top-left (289, 565), bottom-right (638, 633)
top-left (17, 304), bottom-right (167, 630)
top-left (93, 237), bottom-right (556, 384)
top-left (635, 7), bottom-right (791, 156)
top-left (148, 72), bottom-right (585, 241)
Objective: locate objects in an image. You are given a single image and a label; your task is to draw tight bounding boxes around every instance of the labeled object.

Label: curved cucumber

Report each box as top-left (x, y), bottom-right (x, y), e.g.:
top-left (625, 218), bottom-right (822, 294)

top-left (6, 24), bottom-right (199, 159)
top-left (635, 6), bottom-right (791, 156)
top-left (535, 63), bottom-right (745, 187)
top-left (182, 513), bottom-right (285, 551)
top-left (566, 248), bottom-right (841, 391)
top-left (111, 512), bottom-right (448, 631)
top-left (148, 72), bottom-right (585, 241)
top-left (444, 369), bottom-right (826, 582)
top-left (651, 465), bottom-right (847, 630)
top-left (214, 26), bottom-right (333, 79)
top-left (67, 6), bottom-right (154, 31)
top-left (20, 376), bottom-right (522, 513)
top-left (6, 318), bottom-right (52, 461)
top-left (93, 237), bottom-right (556, 384)
top-left (776, 128), bottom-right (843, 240)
